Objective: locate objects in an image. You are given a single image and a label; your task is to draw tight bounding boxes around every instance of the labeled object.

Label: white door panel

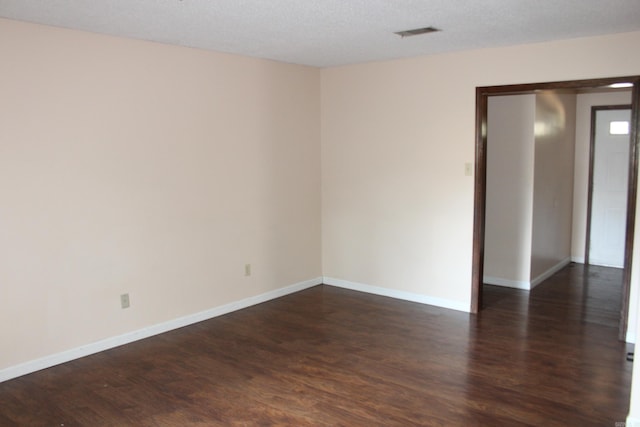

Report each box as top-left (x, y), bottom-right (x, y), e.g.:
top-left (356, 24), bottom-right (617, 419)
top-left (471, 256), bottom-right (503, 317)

top-left (589, 109), bottom-right (631, 268)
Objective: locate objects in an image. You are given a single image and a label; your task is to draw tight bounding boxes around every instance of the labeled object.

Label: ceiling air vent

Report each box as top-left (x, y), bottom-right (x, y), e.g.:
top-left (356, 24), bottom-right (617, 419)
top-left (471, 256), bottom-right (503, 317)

top-left (394, 26), bottom-right (440, 38)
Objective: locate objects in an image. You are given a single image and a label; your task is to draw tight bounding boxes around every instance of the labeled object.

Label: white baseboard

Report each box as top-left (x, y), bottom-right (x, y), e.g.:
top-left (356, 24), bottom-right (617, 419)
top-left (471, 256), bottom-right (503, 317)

top-left (0, 277), bottom-right (323, 383)
top-left (626, 330), bottom-right (636, 344)
top-left (530, 257), bottom-right (572, 289)
top-left (484, 257), bottom-right (572, 291)
top-left (483, 276), bottom-right (530, 290)
top-left (571, 256), bottom-right (585, 264)
top-left (627, 416), bottom-right (640, 427)
top-left (323, 277), bottom-right (470, 313)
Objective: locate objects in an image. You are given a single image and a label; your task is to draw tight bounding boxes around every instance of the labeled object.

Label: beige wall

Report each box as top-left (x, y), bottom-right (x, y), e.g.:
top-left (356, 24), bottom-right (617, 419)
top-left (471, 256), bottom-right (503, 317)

top-left (321, 30), bottom-right (640, 308)
top-left (629, 177), bottom-right (640, 423)
top-left (572, 90), bottom-right (633, 262)
top-left (482, 92), bottom-right (576, 289)
top-left (3, 18), bottom-right (640, 416)
top-left (484, 95), bottom-right (535, 286)
top-left (530, 92), bottom-right (576, 280)
top-left (0, 18), bottom-right (321, 371)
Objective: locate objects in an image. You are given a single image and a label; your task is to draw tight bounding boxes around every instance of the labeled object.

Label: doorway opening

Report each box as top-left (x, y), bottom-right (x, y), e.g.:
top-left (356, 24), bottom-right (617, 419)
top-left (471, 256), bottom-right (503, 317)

top-left (586, 106), bottom-right (632, 267)
top-left (472, 76), bottom-right (640, 340)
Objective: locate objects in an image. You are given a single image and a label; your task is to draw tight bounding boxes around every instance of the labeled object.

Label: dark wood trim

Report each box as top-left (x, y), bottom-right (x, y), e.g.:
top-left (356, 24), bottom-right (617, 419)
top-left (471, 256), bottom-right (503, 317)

top-left (472, 76), bottom-right (640, 341)
top-left (585, 105), bottom-right (632, 266)
top-left (477, 76), bottom-right (640, 96)
top-left (585, 107), bottom-right (597, 265)
top-left (471, 88), bottom-right (488, 314)
top-left (620, 82), bottom-right (640, 340)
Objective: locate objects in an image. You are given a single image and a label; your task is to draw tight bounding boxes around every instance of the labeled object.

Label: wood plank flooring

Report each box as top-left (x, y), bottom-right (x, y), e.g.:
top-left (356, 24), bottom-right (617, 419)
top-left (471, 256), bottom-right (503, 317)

top-left (0, 263), bottom-right (633, 426)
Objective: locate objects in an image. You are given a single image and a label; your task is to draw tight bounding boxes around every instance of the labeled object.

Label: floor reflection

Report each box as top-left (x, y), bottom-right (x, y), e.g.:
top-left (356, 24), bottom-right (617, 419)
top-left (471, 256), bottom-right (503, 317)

top-left (463, 263), bottom-right (632, 425)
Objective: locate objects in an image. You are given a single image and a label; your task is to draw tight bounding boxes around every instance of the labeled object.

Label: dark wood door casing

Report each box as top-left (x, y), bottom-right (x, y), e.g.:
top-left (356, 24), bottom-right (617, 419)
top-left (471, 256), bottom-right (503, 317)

top-left (472, 76), bottom-right (640, 341)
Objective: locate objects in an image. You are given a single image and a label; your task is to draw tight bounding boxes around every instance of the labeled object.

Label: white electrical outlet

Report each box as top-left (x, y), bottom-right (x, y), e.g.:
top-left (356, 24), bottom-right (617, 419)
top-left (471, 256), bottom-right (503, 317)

top-left (120, 293), bottom-right (130, 309)
top-left (245, 264), bottom-right (251, 277)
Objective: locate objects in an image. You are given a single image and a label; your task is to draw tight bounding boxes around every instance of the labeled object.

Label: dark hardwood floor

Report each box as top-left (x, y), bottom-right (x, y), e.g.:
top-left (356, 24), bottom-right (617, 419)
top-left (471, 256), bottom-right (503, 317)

top-left (0, 263), bottom-right (633, 426)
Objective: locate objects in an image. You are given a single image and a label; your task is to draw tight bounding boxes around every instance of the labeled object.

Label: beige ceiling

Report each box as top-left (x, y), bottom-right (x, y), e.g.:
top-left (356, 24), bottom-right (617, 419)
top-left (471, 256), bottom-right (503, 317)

top-left (2, 0), bottom-right (640, 67)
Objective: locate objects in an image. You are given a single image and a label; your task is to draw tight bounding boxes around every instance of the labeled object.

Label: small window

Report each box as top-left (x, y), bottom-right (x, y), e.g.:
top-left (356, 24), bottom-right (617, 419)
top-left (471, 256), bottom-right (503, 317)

top-left (610, 121), bottom-right (630, 135)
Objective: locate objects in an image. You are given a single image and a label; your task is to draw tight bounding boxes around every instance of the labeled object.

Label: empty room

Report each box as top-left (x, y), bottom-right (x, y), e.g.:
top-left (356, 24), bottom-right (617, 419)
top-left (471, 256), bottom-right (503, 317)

top-left (2, 1), bottom-right (640, 425)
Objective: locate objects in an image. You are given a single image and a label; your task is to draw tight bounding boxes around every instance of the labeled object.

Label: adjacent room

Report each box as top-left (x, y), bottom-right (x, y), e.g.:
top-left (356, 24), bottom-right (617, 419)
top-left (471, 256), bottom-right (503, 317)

top-left (2, 1), bottom-right (640, 424)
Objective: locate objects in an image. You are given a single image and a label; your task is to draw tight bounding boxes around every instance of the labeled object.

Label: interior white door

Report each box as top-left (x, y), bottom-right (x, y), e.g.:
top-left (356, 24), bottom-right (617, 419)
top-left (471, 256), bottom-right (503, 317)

top-left (589, 108), bottom-right (631, 268)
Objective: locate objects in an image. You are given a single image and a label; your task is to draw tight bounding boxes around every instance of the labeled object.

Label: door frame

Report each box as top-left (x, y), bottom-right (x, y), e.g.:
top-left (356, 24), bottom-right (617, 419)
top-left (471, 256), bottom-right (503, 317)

top-left (471, 76), bottom-right (640, 341)
top-left (585, 105), bottom-right (633, 266)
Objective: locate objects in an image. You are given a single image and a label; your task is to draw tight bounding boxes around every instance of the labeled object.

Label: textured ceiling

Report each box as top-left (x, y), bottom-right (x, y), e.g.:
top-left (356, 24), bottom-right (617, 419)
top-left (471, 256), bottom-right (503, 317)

top-left (1, 0), bottom-right (640, 67)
